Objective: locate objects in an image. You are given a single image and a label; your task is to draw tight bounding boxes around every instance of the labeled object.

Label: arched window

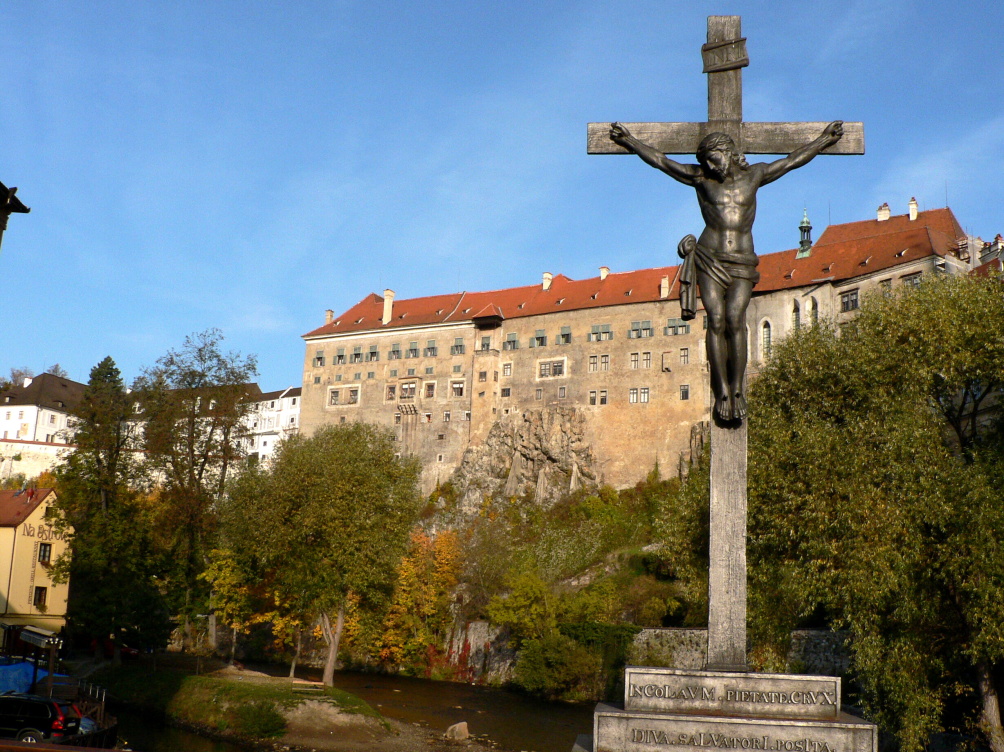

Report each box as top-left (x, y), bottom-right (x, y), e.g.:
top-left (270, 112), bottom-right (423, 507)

top-left (810, 297), bottom-right (819, 325)
top-left (762, 321), bottom-right (772, 359)
top-left (792, 301), bottom-right (801, 330)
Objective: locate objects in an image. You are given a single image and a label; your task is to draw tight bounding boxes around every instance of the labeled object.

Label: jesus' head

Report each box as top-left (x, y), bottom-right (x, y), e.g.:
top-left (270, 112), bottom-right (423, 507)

top-left (696, 132), bottom-right (749, 178)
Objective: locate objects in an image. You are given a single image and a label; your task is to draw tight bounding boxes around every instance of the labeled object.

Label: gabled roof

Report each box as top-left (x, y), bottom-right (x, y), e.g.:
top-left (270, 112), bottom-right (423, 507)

top-left (258, 386), bottom-right (302, 401)
top-left (305, 208), bottom-right (969, 338)
top-left (972, 257), bottom-right (1004, 278)
top-left (0, 373), bottom-right (86, 411)
top-left (0, 489), bottom-right (53, 528)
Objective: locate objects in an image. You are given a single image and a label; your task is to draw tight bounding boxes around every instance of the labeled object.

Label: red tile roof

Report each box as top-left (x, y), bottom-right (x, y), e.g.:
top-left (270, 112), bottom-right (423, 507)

top-left (0, 488), bottom-right (52, 527)
top-left (304, 209), bottom-right (967, 338)
top-left (972, 257), bottom-right (1004, 278)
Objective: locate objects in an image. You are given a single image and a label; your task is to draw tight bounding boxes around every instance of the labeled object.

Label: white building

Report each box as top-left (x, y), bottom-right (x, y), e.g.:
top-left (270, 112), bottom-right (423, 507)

top-left (246, 386), bottom-right (301, 461)
top-left (0, 374), bottom-right (85, 482)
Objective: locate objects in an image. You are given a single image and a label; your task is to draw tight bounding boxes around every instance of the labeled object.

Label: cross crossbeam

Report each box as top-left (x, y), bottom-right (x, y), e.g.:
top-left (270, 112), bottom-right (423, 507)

top-left (587, 17), bottom-right (864, 156)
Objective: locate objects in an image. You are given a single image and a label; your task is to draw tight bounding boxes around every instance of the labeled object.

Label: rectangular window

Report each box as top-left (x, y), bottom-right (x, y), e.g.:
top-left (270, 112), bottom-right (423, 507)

top-left (588, 355), bottom-right (598, 372)
top-left (406, 341), bottom-right (420, 358)
top-left (329, 390), bottom-right (340, 406)
top-left (588, 324), bottom-right (613, 342)
top-left (425, 382), bottom-right (436, 398)
top-left (503, 333), bottom-right (519, 351)
top-left (347, 388), bottom-right (359, 405)
top-left (538, 360), bottom-right (565, 378)
top-left (680, 384), bottom-right (690, 400)
top-left (453, 365), bottom-right (462, 373)
top-left (643, 352), bottom-right (652, 369)
top-left (589, 390), bottom-right (597, 406)
top-left (33, 587), bottom-right (47, 608)
top-left (535, 388), bottom-right (543, 400)
top-left (353, 372), bottom-right (362, 381)
top-left (629, 388), bottom-right (639, 403)
top-left (335, 348), bottom-right (346, 365)
top-left (539, 362), bottom-right (551, 378)
top-left (389, 344), bottom-right (402, 360)
top-left (464, 411), bottom-right (471, 421)
top-left (481, 336), bottom-right (492, 351)
top-left (501, 387), bottom-right (512, 398)
top-left (665, 318), bottom-right (691, 336)
top-left (558, 386), bottom-right (566, 398)
top-left (444, 411), bottom-right (451, 422)
top-left (841, 290), bottom-right (859, 312)
top-left (503, 363), bottom-right (512, 377)
top-left (366, 345), bottom-right (379, 362)
top-left (530, 329), bottom-right (547, 348)
top-left (407, 368), bottom-right (416, 376)
top-left (451, 381), bottom-right (465, 397)
top-left (640, 387), bottom-right (650, 403)
top-left (390, 369), bottom-right (398, 377)
top-left (629, 320), bottom-right (654, 339)
top-left (424, 367), bottom-right (434, 375)
top-left (386, 385), bottom-right (397, 401)
top-left (600, 354), bottom-right (610, 371)
top-left (451, 337), bottom-right (465, 355)
top-left (879, 279), bottom-right (892, 296)
top-left (901, 272), bottom-right (922, 289)
top-left (313, 354), bottom-right (325, 367)
top-left (367, 371), bottom-right (375, 380)
top-left (557, 326), bottom-right (572, 345)
top-left (424, 413), bottom-right (432, 423)
top-left (680, 348), bottom-right (689, 365)
top-left (424, 340), bottom-right (438, 357)
top-left (599, 390), bottom-right (608, 405)
top-left (38, 543), bottom-right (52, 564)
top-left (395, 413), bottom-right (402, 424)
top-left (351, 346), bottom-right (363, 363)
top-left (630, 353), bottom-right (639, 370)
top-left (479, 371), bottom-right (488, 382)
top-left (400, 383), bottom-right (416, 400)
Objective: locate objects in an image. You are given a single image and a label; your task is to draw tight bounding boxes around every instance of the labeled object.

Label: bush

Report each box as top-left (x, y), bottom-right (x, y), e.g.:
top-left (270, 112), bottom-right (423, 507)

top-left (233, 700), bottom-right (286, 738)
top-left (513, 632), bottom-right (603, 702)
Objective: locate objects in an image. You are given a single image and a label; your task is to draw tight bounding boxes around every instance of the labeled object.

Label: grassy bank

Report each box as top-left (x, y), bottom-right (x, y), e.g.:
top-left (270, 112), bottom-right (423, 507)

top-left (92, 655), bottom-right (384, 742)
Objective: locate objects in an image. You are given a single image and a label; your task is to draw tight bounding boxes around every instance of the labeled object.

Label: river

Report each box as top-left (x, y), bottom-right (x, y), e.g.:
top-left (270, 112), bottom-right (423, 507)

top-left (114, 668), bottom-right (594, 752)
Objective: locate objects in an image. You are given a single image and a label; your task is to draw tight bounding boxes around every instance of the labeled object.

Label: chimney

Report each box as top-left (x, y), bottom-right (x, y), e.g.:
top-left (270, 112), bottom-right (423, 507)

top-left (877, 202), bottom-right (891, 222)
top-left (660, 275), bottom-right (670, 299)
top-left (324, 309), bottom-right (334, 325)
top-left (382, 289), bottom-right (395, 325)
top-left (908, 197), bottom-right (918, 221)
top-left (599, 266), bottom-right (610, 280)
top-left (542, 272), bottom-right (553, 291)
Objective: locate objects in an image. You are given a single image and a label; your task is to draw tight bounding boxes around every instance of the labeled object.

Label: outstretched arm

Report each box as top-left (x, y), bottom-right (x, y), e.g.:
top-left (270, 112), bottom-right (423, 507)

top-left (760, 121), bottom-right (843, 185)
top-left (610, 123), bottom-right (701, 186)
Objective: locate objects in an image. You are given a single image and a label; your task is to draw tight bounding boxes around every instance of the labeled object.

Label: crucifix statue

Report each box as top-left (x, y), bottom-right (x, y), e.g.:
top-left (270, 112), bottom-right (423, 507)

top-left (589, 16), bottom-right (863, 671)
top-left (0, 180), bottom-right (30, 254)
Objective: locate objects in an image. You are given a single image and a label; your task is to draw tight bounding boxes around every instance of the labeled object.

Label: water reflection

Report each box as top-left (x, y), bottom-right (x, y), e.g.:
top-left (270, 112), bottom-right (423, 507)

top-left (114, 709), bottom-right (246, 752)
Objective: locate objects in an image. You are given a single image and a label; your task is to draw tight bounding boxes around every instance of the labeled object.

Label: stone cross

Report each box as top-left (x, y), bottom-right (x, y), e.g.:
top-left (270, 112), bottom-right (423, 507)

top-left (588, 16), bottom-right (863, 672)
top-left (587, 17), bottom-right (864, 158)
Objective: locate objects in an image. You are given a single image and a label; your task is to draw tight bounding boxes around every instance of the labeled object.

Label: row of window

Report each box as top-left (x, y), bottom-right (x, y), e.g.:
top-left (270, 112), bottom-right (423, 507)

top-left (838, 273), bottom-right (923, 314)
top-left (313, 318), bottom-right (701, 366)
top-left (395, 411), bottom-right (471, 424)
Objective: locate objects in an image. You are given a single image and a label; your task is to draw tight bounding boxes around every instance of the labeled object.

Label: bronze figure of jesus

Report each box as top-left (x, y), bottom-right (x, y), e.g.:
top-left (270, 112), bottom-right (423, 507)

top-left (610, 121), bottom-right (844, 422)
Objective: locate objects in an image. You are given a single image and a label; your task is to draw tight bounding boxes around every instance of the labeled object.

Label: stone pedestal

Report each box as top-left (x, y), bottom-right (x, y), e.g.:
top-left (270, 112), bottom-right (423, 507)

top-left (575, 667), bottom-right (877, 752)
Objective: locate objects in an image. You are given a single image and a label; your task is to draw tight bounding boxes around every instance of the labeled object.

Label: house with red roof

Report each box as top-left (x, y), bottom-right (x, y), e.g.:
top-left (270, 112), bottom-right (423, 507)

top-left (300, 203), bottom-right (988, 494)
top-left (0, 489), bottom-right (69, 631)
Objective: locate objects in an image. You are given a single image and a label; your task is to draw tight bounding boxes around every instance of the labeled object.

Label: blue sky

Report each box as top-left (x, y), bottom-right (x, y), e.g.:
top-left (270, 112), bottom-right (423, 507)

top-left (2, 1), bottom-right (1001, 389)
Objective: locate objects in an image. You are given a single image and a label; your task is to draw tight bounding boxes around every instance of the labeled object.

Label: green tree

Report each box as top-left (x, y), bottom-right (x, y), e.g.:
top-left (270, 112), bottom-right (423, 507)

top-left (745, 275), bottom-right (1004, 752)
top-left (52, 357), bottom-right (170, 659)
top-left (221, 423), bottom-right (421, 685)
top-left (136, 329), bottom-right (258, 626)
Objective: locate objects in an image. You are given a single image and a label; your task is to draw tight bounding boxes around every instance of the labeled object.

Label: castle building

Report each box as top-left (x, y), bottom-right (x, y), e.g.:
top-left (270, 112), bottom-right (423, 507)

top-left (301, 205), bottom-right (981, 493)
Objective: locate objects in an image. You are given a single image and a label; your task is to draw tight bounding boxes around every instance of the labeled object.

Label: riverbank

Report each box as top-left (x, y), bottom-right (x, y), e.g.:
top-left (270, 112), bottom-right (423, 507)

top-left (89, 655), bottom-right (499, 752)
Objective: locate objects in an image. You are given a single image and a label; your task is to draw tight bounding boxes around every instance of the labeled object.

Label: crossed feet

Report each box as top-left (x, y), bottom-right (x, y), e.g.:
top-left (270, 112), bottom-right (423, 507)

top-left (713, 392), bottom-right (747, 423)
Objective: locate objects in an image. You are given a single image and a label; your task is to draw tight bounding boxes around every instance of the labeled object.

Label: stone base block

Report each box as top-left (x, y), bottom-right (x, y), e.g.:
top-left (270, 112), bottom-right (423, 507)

top-left (574, 733), bottom-right (594, 752)
top-left (593, 704), bottom-right (876, 752)
top-left (624, 667), bottom-right (841, 720)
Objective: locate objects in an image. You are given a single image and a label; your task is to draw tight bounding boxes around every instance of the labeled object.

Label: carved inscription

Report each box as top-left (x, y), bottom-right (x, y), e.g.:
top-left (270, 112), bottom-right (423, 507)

top-left (630, 729), bottom-right (836, 752)
top-left (631, 685), bottom-right (716, 701)
top-left (725, 690), bottom-right (836, 708)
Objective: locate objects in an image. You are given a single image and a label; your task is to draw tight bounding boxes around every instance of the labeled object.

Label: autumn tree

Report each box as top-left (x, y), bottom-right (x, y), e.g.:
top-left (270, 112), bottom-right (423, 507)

top-left (53, 357), bottom-right (170, 659)
top-left (220, 423), bottom-right (421, 685)
top-left (745, 274), bottom-right (1004, 752)
top-left (135, 329), bottom-right (258, 624)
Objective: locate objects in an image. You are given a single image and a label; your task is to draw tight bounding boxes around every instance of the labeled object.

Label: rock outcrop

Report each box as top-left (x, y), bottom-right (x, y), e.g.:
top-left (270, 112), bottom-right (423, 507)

top-left (448, 407), bottom-right (599, 515)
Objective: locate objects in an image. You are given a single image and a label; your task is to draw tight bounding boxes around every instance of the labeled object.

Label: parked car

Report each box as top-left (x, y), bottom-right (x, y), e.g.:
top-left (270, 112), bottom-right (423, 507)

top-left (0, 693), bottom-right (81, 743)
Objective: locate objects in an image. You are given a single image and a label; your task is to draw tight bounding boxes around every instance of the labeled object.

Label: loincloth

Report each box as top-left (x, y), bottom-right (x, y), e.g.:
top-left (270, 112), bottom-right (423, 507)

top-left (677, 236), bottom-right (760, 320)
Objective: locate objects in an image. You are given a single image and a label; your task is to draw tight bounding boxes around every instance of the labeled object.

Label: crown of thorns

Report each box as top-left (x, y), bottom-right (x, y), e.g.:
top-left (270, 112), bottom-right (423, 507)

top-left (697, 132), bottom-right (737, 163)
